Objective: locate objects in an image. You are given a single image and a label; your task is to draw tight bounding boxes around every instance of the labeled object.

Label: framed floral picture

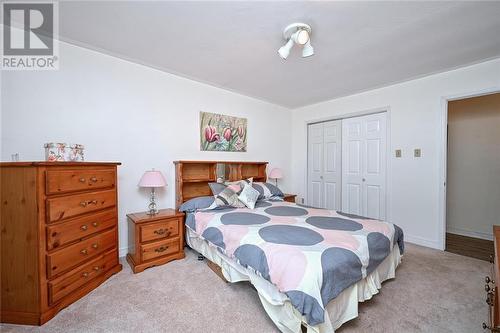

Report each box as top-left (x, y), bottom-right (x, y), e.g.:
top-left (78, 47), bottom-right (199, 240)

top-left (200, 111), bottom-right (247, 152)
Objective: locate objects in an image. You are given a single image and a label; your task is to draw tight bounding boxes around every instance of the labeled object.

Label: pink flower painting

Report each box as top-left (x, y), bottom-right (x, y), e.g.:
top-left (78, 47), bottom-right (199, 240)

top-left (200, 112), bottom-right (247, 152)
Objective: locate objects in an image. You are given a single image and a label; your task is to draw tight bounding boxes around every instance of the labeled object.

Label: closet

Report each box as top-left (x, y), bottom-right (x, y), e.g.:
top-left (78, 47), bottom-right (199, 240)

top-left (307, 112), bottom-right (387, 219)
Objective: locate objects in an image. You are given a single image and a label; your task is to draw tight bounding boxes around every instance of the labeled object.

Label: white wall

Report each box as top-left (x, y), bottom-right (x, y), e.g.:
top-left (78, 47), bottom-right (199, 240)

top-left (0, 42), bottom-right (292, 256)
top-left (447, 93), bottom-right (500, 240)
top-left (291, 58), bottom-right (500, 250)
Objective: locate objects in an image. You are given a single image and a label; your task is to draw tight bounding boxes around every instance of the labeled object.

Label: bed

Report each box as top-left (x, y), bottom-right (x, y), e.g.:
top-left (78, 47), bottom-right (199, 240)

top-left (174, 161), bottom-right (404, 333)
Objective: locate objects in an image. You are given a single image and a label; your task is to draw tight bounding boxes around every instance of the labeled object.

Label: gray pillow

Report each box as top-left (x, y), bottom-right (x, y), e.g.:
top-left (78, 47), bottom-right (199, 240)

top-left (265, 182), bottom-right (284, 197)
top-left (179, 196), bottom-right (215, 212)
top-left (208, 182), bottom-right (227, 196)
top-left (252, 182), bottom-right (284, 200)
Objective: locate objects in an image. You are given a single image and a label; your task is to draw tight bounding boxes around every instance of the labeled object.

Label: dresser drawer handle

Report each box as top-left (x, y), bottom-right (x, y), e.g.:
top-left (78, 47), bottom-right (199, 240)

top-left (80, 201), bottom-right (88, 207)
top-left (90, 177), bottom-right (98, 182)
top-left (92, 222), bottom-right (99, 227)
top-left (80, 225), bottom-right (88, 231)
top-left (82, 272), bottom-right (89, 278)
top-left (93, 266), bottom-right (100, 271)
top-left (79, 178), bottom-right (86, 183)
top-left (80, 249), bottom-right (88, 255)
top-left (90, 200), bottom-right (98, 205)
top-left (153, 229), bottom-right (170, 236)
top-left (92, 243), bottom-right (98, 249)
top-left (155, 246), bottom-right (169, 253)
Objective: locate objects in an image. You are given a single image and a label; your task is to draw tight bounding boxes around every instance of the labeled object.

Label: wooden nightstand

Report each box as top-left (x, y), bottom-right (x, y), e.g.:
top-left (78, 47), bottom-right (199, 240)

top-left (126, 209), bottom-right (185, 273)
top-left (283, 194), bottom-right (297, 203)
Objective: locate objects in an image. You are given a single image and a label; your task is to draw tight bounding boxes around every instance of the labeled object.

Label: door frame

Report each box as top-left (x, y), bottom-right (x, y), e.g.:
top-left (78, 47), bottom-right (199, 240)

top-left (305, 106), bottom-right (392, 221)
top-left (438, 87), bottom-right (500, 250)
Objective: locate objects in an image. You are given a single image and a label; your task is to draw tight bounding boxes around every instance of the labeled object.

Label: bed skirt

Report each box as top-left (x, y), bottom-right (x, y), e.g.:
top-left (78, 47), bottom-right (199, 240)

top-left (186, 228), bottom-right (402, 333)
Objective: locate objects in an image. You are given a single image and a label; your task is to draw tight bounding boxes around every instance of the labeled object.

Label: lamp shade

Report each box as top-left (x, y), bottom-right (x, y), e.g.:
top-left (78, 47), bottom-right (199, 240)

top-left (269, 168), bottom-right (283, 179)
top-left (138, 170), bottom-right (167, 188)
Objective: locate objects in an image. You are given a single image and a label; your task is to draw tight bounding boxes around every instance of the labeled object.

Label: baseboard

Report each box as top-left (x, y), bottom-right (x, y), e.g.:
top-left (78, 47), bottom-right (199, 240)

top-left (446, 226), bottom-right (493, 241)
top-left (119, 246), bottom-right (129, 258)
top-left (404, 234), bottom-right (442, 250)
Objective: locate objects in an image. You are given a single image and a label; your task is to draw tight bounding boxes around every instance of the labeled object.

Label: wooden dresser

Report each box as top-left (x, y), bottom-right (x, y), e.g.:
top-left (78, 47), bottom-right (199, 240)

top-left (484, 226), bottom-right (500, 332)
top-left (0, 162), bottom-right (122, 325)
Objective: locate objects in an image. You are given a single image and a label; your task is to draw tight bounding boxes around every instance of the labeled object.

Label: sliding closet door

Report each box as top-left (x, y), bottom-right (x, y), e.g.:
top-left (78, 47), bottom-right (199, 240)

top-left (341, 117), bottom-right (364, 215)
top-left (323, 121), bottom-right (342, 210)
top-left (308, 123), bottom-right (323, 207)
top-left (342, 113), bottom-right (386, 219)
top-left (307, 120), bottom-right (341, 209)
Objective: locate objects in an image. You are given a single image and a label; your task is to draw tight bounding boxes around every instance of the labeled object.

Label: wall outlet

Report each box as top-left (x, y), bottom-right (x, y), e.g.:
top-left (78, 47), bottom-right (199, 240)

top-left (395, 149), bottom-right (402, 158)
top-left (414, 148), bottom-right (421, 157)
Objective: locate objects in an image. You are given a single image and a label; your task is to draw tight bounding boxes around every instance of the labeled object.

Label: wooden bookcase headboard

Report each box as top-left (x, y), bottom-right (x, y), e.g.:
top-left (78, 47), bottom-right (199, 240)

top-left (174, 160), bottom-right (268, 209)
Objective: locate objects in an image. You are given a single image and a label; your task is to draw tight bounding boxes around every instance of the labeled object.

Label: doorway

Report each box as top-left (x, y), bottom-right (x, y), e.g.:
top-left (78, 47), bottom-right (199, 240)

top-left (445, 92), bottom-right (500, 261)
top-left (306, 112), bottom-right (387, 220)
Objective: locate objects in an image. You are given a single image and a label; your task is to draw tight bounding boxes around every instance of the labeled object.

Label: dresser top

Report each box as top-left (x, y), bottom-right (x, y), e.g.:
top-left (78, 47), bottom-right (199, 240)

top-left (0, 161), bottom-right (121, 167)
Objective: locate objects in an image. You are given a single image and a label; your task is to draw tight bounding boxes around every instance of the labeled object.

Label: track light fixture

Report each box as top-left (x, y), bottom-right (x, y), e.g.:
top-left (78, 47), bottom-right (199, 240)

top-left (278, 23), bottom-right (314, 60)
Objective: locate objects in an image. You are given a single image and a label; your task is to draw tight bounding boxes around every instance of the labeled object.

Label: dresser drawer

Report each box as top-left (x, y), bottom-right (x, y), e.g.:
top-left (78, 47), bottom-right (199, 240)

top-left (48, 250), bottom-right (118, 305)
top-left (46, 209), bottom-right (116, 250)
top-left (46, 189), bottom-right (116, 223)
top-left (46, 169), bottom-right (115, 195)
top-left (140, 218), bottom-right (179, 243)
top-left (141, 237), bottom-right (180, 262)
top-left (47, 228), bottom-right (116, 278)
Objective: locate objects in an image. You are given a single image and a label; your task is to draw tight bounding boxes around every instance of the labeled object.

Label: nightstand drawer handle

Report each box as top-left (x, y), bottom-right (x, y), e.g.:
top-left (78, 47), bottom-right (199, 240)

top-left (80, 201), bottom-right (87, 207)
top-left (90, 177), bottom-right (98, 182)
top-left (154, 228), bottom-right (169, 236)
top-left (80, 225), bottom-right (88, 231)
top-left (92, 243), bottom-right (98, 249)
top-left (155, 246), bottom-right (169, 253)
top-left (80, 249), bottom-right (88, 255)
top-left (79, 178), bottom-right (86, 183)
top-left (82, 272), bottom-right (89, 278)
top-left (93, 266), bottom-right (100, 271)
top-left (90, 200), bottom-right (98, 205)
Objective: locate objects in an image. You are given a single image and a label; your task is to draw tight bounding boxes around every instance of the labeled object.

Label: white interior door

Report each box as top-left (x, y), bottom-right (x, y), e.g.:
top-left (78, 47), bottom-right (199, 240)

top-left (308, 123), bottom-right (323, 207)
top-left (342, 113), bottom-right (386, 219)
top-left (323, 121), bottom-right (342, 210)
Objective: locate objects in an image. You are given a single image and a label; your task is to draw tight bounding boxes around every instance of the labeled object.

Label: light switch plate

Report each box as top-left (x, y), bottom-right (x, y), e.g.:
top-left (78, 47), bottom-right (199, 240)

top-left (395, 149), bottom-right (402, 158)
top-left (414, 148), bottom-right (421, 157)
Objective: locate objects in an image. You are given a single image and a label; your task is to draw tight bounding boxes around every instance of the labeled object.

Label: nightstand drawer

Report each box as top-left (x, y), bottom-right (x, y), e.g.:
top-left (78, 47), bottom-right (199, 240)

top-left (46, 209), bottom-right (116, 250)
top-left (141, 237), bottom-right (180, 261)
top-left (46, 189), bottom-right (116, 223)
top-left (47, 228), bottom-right (116, 278)
top-left (140, 218), bottom-right (179, 243)
top-left (48, 250), bottom-right (117, 305)
top-left (46, 169), bottom-right (115, 195)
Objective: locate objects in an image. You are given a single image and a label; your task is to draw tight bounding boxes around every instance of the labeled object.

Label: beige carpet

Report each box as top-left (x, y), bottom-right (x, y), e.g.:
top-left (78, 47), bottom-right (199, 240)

top-left (1, 243), bottom-right (489, 333)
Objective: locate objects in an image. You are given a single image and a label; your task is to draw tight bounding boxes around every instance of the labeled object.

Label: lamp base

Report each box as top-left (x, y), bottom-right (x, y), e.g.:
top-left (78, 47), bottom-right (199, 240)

top-left (147, 188), bottom-right (159, 216)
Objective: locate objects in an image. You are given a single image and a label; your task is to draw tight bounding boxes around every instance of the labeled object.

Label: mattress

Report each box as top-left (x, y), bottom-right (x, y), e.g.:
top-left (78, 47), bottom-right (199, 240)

top-left (184, 199), bottom-right (403, 333)
top-left (187, 227), bottom-right (401, 333)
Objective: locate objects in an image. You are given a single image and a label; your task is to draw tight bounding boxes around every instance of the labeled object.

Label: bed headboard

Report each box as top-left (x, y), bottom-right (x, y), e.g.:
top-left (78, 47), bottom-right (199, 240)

top-left (174, 160), bottom-right (268, 209)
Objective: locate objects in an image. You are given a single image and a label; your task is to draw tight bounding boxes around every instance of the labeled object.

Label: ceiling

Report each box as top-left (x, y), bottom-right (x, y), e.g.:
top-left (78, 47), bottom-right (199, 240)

top-left (58, 1), bottom-right (500, 108)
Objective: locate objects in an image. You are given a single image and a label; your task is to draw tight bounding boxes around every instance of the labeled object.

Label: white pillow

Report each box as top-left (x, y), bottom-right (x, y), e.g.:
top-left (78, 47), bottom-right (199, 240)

top-left (238, 183), bottom-right (260, 209)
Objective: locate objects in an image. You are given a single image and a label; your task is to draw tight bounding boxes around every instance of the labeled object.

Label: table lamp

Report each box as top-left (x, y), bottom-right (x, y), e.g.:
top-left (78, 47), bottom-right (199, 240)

top-left (138, 169), bottom-right (167, 215)
top-left (269, 168), bottom-right (283, 187)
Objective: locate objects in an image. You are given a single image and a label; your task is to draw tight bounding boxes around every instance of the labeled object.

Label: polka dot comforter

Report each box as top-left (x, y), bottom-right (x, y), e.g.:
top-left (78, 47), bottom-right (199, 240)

top-left (188, 199), bottom-right (404, 326)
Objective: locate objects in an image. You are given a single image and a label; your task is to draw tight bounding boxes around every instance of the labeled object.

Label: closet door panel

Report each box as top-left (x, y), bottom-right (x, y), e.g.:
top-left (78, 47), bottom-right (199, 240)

top-left (342, 113), bottom-right (386, 219)
top-left (308, 123), bottom-right (324, 207)
top-left (362, 113), bottom-right (386, 220)
top-left (323, 120), bottom-right (342, 210)
top-left (342, 117), bottom-right (365, 214)
top-left (346, 184), bottom-right (362, 215)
